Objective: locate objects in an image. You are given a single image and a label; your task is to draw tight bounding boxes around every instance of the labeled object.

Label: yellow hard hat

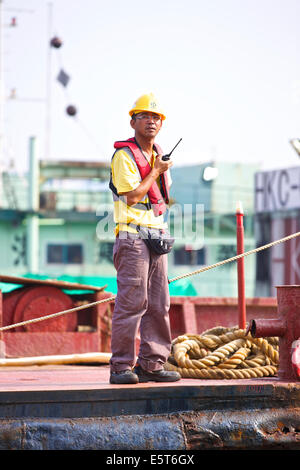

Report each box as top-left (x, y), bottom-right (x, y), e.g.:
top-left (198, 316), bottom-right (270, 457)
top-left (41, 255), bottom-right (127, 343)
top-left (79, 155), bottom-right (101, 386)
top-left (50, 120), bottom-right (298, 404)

top-left (129, 93), bottom-right (166, 120)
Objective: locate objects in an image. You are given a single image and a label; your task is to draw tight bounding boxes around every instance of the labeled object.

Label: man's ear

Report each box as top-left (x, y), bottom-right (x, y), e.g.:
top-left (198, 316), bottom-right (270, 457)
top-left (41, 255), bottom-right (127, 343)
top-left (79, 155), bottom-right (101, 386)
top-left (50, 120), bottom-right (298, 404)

top-left (130, 118), bottom-right (136, 130)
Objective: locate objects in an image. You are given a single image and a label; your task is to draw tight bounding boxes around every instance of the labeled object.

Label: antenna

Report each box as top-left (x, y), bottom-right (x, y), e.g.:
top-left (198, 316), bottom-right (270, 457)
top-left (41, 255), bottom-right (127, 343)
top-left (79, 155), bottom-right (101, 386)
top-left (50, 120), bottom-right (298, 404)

top-left (169, 138), bottom-right (182, 156)
top-left (162, 138), bottom-right (182, 161)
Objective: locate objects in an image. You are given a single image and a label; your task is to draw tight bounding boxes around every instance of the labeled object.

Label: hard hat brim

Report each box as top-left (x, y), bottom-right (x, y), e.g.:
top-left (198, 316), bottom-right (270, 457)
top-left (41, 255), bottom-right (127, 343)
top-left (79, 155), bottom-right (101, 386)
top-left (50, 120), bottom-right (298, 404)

top-left (129, 109), bottom-right (166, 121)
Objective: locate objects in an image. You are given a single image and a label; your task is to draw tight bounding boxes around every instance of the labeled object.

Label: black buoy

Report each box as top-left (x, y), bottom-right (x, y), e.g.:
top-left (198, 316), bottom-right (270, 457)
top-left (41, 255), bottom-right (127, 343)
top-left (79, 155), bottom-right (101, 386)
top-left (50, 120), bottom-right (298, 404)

top-left (66, 105), bottom-right (77, 116)
top-left (50, 36), bottom-right (63, 48)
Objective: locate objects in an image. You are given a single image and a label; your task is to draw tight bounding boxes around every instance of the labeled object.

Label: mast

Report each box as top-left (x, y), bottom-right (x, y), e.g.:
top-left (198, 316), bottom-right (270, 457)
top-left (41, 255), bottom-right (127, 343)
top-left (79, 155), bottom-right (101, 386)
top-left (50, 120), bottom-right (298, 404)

top-left (45, 2), bottom-right (52, 161)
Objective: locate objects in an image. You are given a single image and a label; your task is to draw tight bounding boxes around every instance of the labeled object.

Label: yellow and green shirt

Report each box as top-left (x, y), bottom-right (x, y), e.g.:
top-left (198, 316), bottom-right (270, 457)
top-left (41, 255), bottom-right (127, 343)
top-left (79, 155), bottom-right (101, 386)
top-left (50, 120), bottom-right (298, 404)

top-left (110, 147), bottom-right (171, 235)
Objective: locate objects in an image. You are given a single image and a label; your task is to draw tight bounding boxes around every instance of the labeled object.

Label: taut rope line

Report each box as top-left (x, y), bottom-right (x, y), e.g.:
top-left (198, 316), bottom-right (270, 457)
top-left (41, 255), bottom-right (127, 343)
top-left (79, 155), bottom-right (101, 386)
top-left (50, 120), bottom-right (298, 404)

top-left (168, 230), bottom-right (300, 283)
top-left (0, 296), bottom-right (116, 332)
top-left (1, 230), bottom-right (300, 332)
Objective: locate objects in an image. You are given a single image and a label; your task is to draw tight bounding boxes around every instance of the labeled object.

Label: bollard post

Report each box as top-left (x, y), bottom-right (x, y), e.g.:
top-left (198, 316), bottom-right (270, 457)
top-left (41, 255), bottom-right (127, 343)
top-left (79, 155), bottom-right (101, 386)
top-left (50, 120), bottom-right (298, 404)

top-left (236, 201), bottom-right (246, 329)
top-left (247, 285), bottom-right (300, 381)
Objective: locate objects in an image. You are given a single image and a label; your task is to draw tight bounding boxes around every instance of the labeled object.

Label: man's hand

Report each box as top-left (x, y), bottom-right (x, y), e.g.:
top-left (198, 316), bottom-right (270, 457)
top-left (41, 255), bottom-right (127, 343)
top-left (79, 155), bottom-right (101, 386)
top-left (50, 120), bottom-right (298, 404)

top-left (120, 155), bottom-right (173, 206)
top-left (152, 154), bottom-right (173, 176)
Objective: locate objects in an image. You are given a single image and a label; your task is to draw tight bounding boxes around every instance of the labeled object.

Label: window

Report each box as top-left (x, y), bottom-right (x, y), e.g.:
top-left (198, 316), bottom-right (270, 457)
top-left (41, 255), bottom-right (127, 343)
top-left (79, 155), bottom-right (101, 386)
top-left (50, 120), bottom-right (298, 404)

top-left (47, 244), bottom-right (83, 264)
top-left (216, 245), bottom-right (236, 262)
top-left (174, 246), bottom-right (206, 266)
top-left (98, 242), bottom-right (114, 264)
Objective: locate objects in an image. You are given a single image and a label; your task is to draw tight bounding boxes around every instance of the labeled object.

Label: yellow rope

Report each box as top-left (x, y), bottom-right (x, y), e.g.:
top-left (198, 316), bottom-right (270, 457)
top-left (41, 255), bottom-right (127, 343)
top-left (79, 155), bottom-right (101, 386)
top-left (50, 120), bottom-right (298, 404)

top-left (168, 230), bottom-right (300, 283)
top-left (0, 296), bottom-right (116, 332)
top-left (1, 230), bottom-right (300, 332)
top-left (164, 327), bottom-right (279, 379)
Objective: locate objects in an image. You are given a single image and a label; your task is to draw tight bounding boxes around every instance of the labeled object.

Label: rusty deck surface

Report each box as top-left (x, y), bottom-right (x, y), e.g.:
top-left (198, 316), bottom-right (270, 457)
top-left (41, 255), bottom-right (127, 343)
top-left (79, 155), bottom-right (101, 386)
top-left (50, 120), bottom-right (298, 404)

top-left (0, 363), bottom-right (299, 416)
top-left (0, 364), bottom-right (300, 450)
top-left (0, 362), bottom-right (291, 393)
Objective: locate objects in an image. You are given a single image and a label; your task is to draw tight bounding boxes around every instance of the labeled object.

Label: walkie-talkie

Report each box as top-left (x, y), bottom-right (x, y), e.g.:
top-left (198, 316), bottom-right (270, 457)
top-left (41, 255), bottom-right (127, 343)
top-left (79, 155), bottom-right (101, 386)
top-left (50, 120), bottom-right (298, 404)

top-left (162, 138), bottom-right (182, 161)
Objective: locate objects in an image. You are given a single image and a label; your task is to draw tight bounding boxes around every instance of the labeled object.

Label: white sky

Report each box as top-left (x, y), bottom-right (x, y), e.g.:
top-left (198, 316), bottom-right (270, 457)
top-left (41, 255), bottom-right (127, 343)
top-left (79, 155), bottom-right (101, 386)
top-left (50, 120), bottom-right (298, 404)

top-left (2, 0), bottom-right (300, 173)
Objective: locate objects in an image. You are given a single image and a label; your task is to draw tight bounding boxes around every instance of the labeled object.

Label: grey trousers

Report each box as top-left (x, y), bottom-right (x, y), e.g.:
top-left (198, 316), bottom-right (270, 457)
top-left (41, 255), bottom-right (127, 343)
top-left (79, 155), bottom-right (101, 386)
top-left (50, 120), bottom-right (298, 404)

top-left (110, 233), bottom-right (172, 372)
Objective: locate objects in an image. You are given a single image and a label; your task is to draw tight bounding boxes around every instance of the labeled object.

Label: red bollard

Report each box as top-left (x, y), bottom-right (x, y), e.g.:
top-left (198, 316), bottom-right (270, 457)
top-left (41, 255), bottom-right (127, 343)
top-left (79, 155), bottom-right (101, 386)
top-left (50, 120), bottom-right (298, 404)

top-left (247, 285), bottom-right (300, 381)
top-left (236, 201), bottom-right (246, 329)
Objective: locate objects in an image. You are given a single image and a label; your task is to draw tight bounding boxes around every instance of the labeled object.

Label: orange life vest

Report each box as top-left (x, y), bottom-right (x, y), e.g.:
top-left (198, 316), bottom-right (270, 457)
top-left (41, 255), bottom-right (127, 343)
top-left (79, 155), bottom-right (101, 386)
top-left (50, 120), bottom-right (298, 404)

top-left (110, 137), bottom-right (170, 217)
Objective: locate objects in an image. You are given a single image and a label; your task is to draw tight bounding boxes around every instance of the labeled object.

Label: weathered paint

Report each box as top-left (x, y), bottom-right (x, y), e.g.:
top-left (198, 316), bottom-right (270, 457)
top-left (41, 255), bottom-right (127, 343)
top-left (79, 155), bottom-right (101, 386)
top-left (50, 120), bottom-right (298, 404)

top-left (0, 416), bottom-right (186, 450)
top-left (169, 296), bottom-right (278, 338)
top-left (248, 285), bottom-right (300, 381)
top-left (1, 289), bottom-right (278, 357)
top-left (0, 365), bottom-right (299, 450)
top-left (2, 289), bottom-right (113, 356)
top-left (0, 409), bottom-right (300, 450)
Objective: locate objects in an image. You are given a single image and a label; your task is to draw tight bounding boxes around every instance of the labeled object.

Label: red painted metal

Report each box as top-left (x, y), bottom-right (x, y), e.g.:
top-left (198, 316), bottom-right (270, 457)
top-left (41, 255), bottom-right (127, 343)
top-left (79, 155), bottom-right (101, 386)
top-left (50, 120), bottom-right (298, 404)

top-left (181, 301), bottom-right (198, 333)
top-left (248, 317), bottom-right (286, 338)
top-left (3, 332), bottom-right (101, 357)
top-left (12, 286), bottom-right (75, 332)
top-left (247, 285), bottom-right (300, 381)
top-left (236, 204), bottom-right (246, 329)
top-left (1, 285), bottom-right (279, 358)
top-left (169, 296), bottom-right (277, 337)
top-left (1, 288), bottom-right (113, 357)
top-left (1, 289), bottom-right (24, 331)
top-left (0, 364), bottom-right (300, 450)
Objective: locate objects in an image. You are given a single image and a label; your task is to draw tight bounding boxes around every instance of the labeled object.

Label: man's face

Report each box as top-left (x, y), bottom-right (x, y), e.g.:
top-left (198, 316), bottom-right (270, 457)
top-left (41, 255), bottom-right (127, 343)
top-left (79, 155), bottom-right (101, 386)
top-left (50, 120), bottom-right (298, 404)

top-left (130, 112), bottom-right (162, 138)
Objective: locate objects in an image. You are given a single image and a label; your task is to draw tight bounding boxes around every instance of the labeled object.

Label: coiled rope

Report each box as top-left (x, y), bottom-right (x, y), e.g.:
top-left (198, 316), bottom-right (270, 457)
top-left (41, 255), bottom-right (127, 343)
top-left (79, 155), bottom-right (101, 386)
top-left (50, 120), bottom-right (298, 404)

top-left (1, 230), bottom-right (300, 332)
top-left (164, 326), bottom-right (279, 379)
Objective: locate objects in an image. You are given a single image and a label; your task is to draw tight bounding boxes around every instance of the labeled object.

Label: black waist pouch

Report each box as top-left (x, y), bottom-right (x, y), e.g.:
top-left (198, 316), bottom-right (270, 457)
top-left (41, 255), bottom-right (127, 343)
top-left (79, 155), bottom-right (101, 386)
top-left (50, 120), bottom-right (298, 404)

top-left (135, 225), bottom-right (175, 255)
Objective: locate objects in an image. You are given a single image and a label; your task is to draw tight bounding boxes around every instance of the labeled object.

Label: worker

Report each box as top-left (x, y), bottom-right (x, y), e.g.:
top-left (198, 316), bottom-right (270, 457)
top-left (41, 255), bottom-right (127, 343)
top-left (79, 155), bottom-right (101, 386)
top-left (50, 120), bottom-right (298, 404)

top-left (109, 93), bottom-right (181, 384)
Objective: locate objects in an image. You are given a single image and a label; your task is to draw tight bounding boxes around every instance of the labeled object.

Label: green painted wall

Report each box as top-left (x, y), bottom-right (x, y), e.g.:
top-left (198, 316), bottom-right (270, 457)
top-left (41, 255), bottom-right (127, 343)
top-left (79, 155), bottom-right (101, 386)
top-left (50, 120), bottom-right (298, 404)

top-left (0, 161), bottom-right (258, 297)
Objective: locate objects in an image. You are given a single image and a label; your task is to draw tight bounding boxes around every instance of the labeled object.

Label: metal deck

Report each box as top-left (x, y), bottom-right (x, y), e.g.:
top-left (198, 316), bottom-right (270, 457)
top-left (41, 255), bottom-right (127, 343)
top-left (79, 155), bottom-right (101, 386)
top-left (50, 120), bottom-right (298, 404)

top-left (0, 364), bottom-right (300, 450)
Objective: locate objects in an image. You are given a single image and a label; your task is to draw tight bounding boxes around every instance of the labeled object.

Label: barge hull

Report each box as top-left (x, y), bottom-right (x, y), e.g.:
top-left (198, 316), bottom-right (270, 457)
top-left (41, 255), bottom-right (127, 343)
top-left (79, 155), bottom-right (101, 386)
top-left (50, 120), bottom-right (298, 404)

top-left (0, 364), bottom-right (299, 450)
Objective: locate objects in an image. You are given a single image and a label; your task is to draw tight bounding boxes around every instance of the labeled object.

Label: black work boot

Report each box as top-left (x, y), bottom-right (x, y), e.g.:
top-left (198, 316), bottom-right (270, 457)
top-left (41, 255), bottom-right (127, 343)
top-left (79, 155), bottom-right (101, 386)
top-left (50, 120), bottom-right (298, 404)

top-left (110, 369), bottom-right (139, 384)
top-left (133, 365), bottom-right (181, 383)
